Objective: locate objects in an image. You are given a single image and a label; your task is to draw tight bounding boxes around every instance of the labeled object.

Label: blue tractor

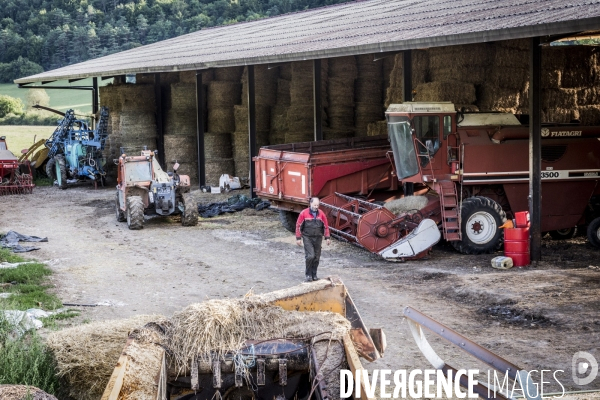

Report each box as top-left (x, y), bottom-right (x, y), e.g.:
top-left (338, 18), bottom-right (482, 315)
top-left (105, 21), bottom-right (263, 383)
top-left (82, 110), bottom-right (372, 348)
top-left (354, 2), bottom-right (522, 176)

top-left (44, 107), bottom-right (109, 189)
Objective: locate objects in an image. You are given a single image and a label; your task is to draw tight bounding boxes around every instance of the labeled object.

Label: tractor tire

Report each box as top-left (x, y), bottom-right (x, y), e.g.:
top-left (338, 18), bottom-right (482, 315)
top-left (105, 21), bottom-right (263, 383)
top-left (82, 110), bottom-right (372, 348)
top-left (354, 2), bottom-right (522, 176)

top-left (549, 227), bottom-right (577, 240)
top-left (181, 193), bottom-right (199, 226)
top-left (115, 193), bottom-right (126, 222)
top-left (54, 155), bottom-right (68, 190)
top-left (45, 158), bottom-right (56, 180)
top-left (587, 217), bottom-right (600, 248)
top-left (279, 210), bottom-right (299, 233)
top-left (126, 196), bottom-right (144, 230)
top-left (452, 196), bottom-right (507, 255)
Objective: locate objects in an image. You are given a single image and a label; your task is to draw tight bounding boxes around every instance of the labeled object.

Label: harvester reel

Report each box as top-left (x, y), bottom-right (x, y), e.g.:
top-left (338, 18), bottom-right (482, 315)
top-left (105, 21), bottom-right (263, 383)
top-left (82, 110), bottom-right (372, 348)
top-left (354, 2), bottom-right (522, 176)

top-left (356, 208), bottom-right (401, 253)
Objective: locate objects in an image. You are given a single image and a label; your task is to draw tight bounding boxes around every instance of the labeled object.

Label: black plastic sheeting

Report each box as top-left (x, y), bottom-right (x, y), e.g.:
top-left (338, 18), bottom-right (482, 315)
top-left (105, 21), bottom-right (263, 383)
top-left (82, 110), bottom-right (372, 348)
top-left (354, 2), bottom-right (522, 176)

top-left (0, 231), bottom-right (48, 253)
top-left (198, 195), bottom-right (270, 218)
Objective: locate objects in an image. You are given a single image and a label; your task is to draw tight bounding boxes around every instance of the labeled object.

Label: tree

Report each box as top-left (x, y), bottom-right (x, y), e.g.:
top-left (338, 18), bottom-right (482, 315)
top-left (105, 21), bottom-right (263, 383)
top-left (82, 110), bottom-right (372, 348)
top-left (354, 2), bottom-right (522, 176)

top-left (0, 95), bottom-right (24, 118)
top-left (26, 89), bottom-right (50, 110)
top-left (0, 57), bottom-right (44, 83)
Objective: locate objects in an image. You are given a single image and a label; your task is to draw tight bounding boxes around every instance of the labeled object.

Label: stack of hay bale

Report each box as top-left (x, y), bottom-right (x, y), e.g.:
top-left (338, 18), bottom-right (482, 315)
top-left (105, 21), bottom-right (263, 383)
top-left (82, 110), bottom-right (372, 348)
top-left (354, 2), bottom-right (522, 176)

top-left (162, 71), bottom-right (205, 182)
top-left (99, 83), bottom-right (123, 170)
top-left (287, 61), bottom-right (327, 143)
top-left (384, 53), bottom-right (404, 108)
top-left (326, 56), bottom-right (356, 140)
top-left (205, 67), bottom-right (242, 185)
top-left (270, 64), bottom-right (291, 145)
top-left (234, 66), bottom-right (278, 178)
top-left (354, 54), bottom-right (384, 137)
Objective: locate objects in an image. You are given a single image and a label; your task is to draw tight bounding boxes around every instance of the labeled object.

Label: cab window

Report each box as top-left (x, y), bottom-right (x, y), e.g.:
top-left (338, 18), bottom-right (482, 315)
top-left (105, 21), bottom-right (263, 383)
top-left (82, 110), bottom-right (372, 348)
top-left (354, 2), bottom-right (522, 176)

top-left (413, 115), bottom-right (440, 156)
top-left (443, 115), bottom-right (452, 138)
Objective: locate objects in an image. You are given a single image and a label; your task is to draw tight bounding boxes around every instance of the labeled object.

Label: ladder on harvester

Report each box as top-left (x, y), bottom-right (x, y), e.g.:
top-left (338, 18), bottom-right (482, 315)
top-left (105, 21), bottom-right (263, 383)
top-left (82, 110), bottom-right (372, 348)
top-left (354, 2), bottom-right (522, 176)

top-left (436, 180), bottom-right (461, 241)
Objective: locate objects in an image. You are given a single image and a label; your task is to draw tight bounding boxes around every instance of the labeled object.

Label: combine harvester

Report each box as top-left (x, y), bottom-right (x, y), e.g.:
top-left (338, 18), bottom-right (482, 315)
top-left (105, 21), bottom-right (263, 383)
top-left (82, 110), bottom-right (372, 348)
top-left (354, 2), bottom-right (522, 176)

top-left (255, 102), bottom-right (600, 260)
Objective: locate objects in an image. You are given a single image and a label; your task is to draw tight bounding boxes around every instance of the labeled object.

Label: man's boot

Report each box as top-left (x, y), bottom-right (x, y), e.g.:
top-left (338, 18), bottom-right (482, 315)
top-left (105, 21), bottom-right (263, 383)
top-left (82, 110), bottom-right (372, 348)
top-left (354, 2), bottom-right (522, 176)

top-left (304, 275), bottom-right (313, 282)
top-left (312, 274), bottom-right (319, 281)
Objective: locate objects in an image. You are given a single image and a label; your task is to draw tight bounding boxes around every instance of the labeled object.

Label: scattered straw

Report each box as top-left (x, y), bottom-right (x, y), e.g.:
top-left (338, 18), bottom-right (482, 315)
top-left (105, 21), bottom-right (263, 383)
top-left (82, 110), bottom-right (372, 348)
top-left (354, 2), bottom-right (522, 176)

top-left (0, 385), bottom-right (57, 400)
top-left (385, 196), bottom-right (429, 215)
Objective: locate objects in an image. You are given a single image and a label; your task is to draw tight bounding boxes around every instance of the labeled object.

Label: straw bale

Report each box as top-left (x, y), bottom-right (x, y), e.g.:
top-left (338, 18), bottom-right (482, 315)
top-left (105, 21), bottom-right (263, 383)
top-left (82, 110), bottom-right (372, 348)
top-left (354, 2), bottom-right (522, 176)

top-left (241, 81), bottom-right (278, 106)
top-left (160, 72), bottom-right (180, 85)
top-left (414, 81), bottom-right (476, 104)
top-left (478, 85), bottom-right (520, 111)
top-left (120, 84), bottom-right (155, 112)
top-left (0, 385), bottom-right (57, 400)
top-left (208, 107), bottom-right (235, 133)
top-left (118, 137), bottom-right (157, 153)
top-left (561, 66), bottom-right (594, 88)
top-left (165, 298), bottom-right (351, 371)
top-left (207, 82), bottom-right (242, 107)
top-left (214, 66), bottom-right (244, 82)
top-left (329, 56), bottom-right (357, 79)
top-left (542, 89), bottom-right (577, 110)
top-left (577, 87), bottom-right (600, 106)
top-left (429, 67), bottom-right (488, 86)
top-left (233, 105), bottom-right (271, 132)
top-left (383, 54), bottom-right (396, 89)
top-left (231, 130), bottom-right (269, 159)
top-left (179, 70), bottom-right (197, 84)
top-left (489, 67), bottom-right (528, 89)
top-left (46, 315), bottom-right (164, 400)
top-left (174, 161), bottom-right (198, 182)
top-left (493, 48), bottom-right (528, 68)
top-left (164, 110), bottom-right (198, 136)
top-left (542, 70), bottom-right (562, 89)
top-left (290, 80), bottom-right (314, 105)
top-left (285, 130), bottom-right (313, 143)
top-left (322, 129), bottom-right (354, 140)
top-left (313, 340), bottom-right (348, 400)
top-left (385, 87), bottom-right (405, 108)
top-left (277, 79), bottom-right (291, 106)
top-left (269, 130), bottom-right (286, 145)
top-left (328, 77), bottom-right (355, 104)
top-left (428, 43), bottom-right (493, 70)
top-left (271, 105), bottom-right (289, 132)
top-left (204, 131), bottom-right (232, 159)
top-left (367, 120), bottom-right (388, 137)
top-left (291, 61), bottom-right (313, 79)
top-left (355, 102), bottom-right (383, 117)
top-left (205, 158), bottom-right (235, 185)
top-left (357, 54), bottom-right (383, 77)
top-left (279, 63), bottom-right (292, 80)
top-left (385, 196), bottom-right (429, 215)
top-left (498, 38), bottom-right (530, 51)
top-left (100, 85), bottom-right (123, 113)
top-left (541, 47), bottom-right (567, 70)
top-left (327, 105), bottom-right (354, 118)
top-left (411, 50), bottom-right (429, 85)
top-left (355, 79), bottom-right (383, 103)
top-left (577, 106), bottom-right (600, 126)
top-left (287, 105), bottom-right (314, 131)
top-left (234, 158), bottom-right (250, 179)
top-left (454, 104), bottom-right (480, 112)
top-left (164, 135), bottom-right (197, 163)
top-left (135, 74), bottom-right (155, 84)
top-left (542, 108), bottom-right (578, 124)
top-left (169, 82), bottom-right (196, 111)
top-left (388, 55), bottom-right (404, 89)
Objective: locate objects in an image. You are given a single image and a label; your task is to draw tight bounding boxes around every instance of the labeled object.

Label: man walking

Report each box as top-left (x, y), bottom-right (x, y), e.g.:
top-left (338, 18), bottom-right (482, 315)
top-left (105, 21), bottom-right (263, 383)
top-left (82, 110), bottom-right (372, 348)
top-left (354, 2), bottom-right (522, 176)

top-left (296, 197), bottom-right (330, 282)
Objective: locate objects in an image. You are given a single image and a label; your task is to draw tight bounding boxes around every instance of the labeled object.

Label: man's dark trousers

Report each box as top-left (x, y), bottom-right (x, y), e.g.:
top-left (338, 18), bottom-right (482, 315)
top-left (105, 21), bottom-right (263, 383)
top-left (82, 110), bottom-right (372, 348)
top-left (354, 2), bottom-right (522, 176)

top-left (303, 234), bottom-right (323, 278)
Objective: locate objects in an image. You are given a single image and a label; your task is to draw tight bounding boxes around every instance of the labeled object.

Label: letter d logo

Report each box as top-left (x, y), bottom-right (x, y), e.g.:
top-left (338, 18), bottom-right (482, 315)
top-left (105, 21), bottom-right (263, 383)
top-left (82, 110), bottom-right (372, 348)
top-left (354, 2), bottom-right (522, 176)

top-left (572, 352), bottom-right (598, 385)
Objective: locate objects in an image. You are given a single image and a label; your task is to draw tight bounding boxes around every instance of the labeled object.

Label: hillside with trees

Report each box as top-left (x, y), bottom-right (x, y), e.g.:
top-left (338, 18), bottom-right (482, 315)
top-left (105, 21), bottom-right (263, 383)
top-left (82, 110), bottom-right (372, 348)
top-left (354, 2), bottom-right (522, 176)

top-left (0, 0), bottom-right (353, 82)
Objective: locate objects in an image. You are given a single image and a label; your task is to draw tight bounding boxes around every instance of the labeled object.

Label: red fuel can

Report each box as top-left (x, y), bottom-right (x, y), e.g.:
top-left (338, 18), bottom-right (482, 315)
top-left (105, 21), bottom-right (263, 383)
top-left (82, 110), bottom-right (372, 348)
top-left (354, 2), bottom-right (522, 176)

top-left (514, 211), bottom-right (530, 228)
top-left (504, 227), bottom-right (530, 267)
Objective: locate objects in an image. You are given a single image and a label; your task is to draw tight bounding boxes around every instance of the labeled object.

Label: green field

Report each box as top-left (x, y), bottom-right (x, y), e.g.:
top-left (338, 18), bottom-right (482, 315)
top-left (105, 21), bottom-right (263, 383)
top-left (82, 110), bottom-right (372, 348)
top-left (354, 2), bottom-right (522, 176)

top-left (0, 126), bottom-right (55, 156)
top-left (0, 78), bottom-right (112, 113)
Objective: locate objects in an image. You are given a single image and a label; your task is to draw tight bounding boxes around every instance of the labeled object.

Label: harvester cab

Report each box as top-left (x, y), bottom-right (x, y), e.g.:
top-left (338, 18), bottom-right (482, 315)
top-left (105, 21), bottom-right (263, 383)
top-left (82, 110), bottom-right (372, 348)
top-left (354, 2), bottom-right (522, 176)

top-left (115, 149), bottom-right (198, 230)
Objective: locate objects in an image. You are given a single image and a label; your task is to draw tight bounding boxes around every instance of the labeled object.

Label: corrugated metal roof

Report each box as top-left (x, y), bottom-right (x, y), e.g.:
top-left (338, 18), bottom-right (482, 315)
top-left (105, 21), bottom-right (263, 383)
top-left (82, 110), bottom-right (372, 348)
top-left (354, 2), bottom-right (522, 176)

top-left (16, 0), bottom-right (600, 84)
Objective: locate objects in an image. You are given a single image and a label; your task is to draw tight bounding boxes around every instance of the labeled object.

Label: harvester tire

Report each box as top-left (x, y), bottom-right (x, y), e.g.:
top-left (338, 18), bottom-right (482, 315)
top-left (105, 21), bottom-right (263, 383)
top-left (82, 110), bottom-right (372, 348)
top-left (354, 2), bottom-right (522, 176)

top-left (549, 227), bottom-right (577, 240)
top-left (45, 158), bottom-right (56, 180)
top-left (54, 155), bottom-right (68, 190)
top-left (452, 196), bottom-right (506, 255)
top-left (181, 193), bottom-right (199, 226)
top-left (126, 196), bottom-right (144, 230)
top-left (279, 210), bottom-right (298, 233)
top-left (115, 193), bottom-right (126, 222)
top-left (587, 217), bottom-right (600, 248)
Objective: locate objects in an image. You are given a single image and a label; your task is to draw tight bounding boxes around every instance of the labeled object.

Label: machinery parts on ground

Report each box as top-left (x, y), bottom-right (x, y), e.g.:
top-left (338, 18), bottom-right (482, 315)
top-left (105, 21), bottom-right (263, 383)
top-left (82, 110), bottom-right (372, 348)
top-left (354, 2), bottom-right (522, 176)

top-left (255, 102), bottom-right (600, 258)
top-left (102, 276), bottom-right (384, 400)
top-left (43, 106), bottom-right (109, 189)
top-left (0, 136), bottom-right (35, 195)
top-left (115, 148), bottom-right (198, 230)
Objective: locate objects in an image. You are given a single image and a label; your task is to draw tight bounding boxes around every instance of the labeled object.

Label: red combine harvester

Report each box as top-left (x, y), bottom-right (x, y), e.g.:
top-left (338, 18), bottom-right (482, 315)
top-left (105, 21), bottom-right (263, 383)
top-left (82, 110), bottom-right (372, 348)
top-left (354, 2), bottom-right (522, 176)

top-left (254, 102), bottom-right (600, 260)
top-left (0, 136), bottom-right (35, 195)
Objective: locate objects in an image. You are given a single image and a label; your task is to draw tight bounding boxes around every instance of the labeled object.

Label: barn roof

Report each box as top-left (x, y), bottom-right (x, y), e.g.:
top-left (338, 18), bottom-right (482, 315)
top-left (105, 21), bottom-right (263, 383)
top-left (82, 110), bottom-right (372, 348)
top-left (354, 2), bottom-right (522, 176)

top-left (15, 0), bottom-right (600, 84)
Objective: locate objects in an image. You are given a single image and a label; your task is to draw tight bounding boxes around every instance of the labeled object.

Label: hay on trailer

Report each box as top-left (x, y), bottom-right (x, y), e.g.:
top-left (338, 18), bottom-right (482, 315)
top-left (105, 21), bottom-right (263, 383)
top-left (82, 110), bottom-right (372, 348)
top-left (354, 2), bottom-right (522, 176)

top-left (0, 385), bottom-right (58, 400)
top-left (169, 83), bottom-right (196, 111)
top-left (415, 81), bottom-right (476, 104)
top-left (165, 298), bottom-right (351, 372)
top-left (329, 56), bottom-right (357, 79)
top-left (277, 79), bottom-right (291, 106)
top-left (205, 158), bottom-right (235, 185)
top-left (207, 82), bottom-right (242, 107)
top-left (46, 315), bottom-right (164, 400)
top-left (367, 120), bottom-right (388, 137)
top-left (164, 135), bottom-right (197, 164)
top-left (542, 88), bottom-right (577, 110)
top-left (204, 131), bottom-right (233, 159)
top-left (208, 107), bottom-right (235, 133)
top-left (577, 105), bottom-right (600, 125)
top-left (385, 196), bottom-right (429, 215)
top-left (214, 66), bottom-right (244, 82)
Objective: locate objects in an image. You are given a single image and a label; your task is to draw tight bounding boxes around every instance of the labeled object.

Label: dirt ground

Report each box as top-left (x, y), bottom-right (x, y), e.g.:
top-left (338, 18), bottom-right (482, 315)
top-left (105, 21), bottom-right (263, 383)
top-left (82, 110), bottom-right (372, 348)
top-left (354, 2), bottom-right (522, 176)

top-left (2, 184), bottom-right (600, 396)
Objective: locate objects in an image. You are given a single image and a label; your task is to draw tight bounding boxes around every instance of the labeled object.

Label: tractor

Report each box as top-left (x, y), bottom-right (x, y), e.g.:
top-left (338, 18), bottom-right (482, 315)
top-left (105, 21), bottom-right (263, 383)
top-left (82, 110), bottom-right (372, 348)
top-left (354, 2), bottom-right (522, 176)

top-left (115, 148), bottom-right (198, 230)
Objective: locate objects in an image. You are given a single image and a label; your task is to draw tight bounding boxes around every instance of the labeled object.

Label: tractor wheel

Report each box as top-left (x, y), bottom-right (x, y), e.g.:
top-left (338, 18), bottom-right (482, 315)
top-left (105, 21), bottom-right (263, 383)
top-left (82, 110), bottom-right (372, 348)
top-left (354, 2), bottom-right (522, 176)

top-left (587, 217), bottom-right (600, 248)
top-left (126, 196), bottom-right (144, 230)
top-left (115, 193), bottom-right (126, 222)
top-left (45, 158), bottom-right (56, 180)
top-left (181, 193), bottom-right (199, 226)
top-left (54, 155), bottom-right (68, 190)
top-left (452, 196), bottom-right (507, 255)
top-left (279, 210), bottom-right (299, 233)
top-left (549, 227), bottom-right (577, 240)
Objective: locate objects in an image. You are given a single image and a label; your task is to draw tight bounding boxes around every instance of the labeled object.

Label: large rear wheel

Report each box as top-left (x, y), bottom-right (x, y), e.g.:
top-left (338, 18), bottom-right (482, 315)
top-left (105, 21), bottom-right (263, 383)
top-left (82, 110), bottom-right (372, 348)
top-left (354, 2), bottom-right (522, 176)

top-left (279, 210), bottom-right (298, 233)
top-left (115, 193), bottom-right (126, 222)
top-left (587, 217), bottom-right (600, 248)
top-left (181, 193), bottom-right (198, 226)
top-left (452, 196), bottom-right (507, 255)
top-left (54, 155), bottom-right (68, 190)
top-left (126, 196), bottom-right (144, 230)
top-left (45, 158), bottom-right (56, 180)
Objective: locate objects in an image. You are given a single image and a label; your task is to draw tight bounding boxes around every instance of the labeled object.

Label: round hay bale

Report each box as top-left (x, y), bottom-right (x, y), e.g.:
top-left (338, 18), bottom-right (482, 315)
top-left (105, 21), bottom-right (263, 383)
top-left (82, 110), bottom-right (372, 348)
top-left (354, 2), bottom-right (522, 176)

top-left (204, 131), bottom-right (232, 159)
top-left (170, 83), bottom-right (196, 111)
top-left (0, 385), bottom-right (57, 400)
top-left (367, 120), bottom-right (388, 137)
top-left (120, 84), bottom-right (155, 112)
top-left (271, 105), bottom-right (289, 132)
top-left (287, 105), bottom-right (314, 131)
top-left (208, 107), bottom-right (235, 133)
top-left (328, 78), bottom-right (355, 104)
top-left (205, 158), bottom-right (235, 185)
top-left (214, 66), bottom-right (244, 82)
top-left (164, 135), bottom-right (197, 163)
top-left (207, 82), bottom-right (242, 107)
top-left (277, 79), bottom-right (291, 106)
top-left (329, 56), bottom-right (357, 79)
top-left (164, 110), bottom-right (198, 136)
top-left (414, 81), bottom-right (476, 104)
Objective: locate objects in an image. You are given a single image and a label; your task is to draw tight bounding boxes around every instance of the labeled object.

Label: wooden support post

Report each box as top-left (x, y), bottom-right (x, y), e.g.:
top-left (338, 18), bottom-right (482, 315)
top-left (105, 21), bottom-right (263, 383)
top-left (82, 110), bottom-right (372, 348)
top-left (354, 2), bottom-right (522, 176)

top-left (313, 59), bottom-right (323, 141)
top-left (248, 65), bottom-right (257, 198)
top-left (196, 71), bottom-right (206, 187)
top-left (529, 37), bottom-right (542, 262)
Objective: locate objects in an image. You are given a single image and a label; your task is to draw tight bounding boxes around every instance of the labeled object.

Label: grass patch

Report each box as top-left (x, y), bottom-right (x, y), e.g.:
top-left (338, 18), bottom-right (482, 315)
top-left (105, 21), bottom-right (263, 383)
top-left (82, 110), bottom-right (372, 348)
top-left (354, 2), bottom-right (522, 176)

top-left (34, 176), bottom-right (53, 186)
top-left (0, 125), bottom-right (53, 157)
